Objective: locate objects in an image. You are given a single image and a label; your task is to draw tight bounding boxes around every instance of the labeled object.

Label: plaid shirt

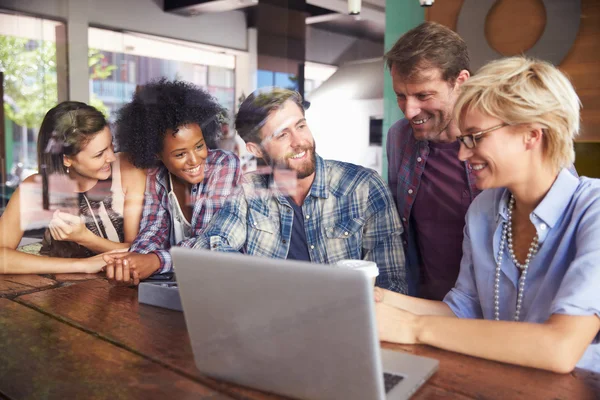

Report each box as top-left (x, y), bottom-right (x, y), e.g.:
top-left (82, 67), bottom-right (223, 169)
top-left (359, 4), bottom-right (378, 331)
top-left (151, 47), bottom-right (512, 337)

top-left (130, 149), bottom-right (241, 273)
top-left (194, 154), bottom-right (408, 293)
top-left (387, 119), bottom-right (480, 296)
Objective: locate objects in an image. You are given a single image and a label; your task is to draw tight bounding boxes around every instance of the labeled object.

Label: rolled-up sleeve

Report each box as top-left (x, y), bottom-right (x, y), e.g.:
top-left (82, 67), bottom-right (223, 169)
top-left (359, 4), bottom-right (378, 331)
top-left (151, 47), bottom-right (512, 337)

top-left (443, 214), bottom-right (483, 319)
top-left (130, 170), bottom-right (173, 273)
top-left (551, 197), bottom-right (600, 343)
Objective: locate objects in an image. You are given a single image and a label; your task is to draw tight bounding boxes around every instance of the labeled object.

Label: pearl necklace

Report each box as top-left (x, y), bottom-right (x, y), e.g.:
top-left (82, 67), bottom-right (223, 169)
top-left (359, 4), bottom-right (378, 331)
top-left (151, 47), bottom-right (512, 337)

top-left (494, 195), bottom-right (539, 321)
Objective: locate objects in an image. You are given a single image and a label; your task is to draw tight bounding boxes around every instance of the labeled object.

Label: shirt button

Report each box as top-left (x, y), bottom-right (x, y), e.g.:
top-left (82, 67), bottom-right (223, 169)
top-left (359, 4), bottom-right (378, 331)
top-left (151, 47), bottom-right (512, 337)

top-left (310, 245), bottom-right (315, 249)
top-left (211, 244), bottom-right (217, 249)
top-left (282, 239), bottom-right (287, 244)
top-left (403, 240), bottom-right (408, 245)
top-left (344, 232), bottom-right (349, 236)
top-left (539, 223), bottom-right (547, 230)
top-left (402, 217), bottom-right (407, 222)
top-left (305, 215), bottom-right (310, 219)
top-left (417, 157), bottom-right (422, 162)
top-left (408, 189), bottom-right (413, 195)
top-left (253, 222), bottom-right (257, 226)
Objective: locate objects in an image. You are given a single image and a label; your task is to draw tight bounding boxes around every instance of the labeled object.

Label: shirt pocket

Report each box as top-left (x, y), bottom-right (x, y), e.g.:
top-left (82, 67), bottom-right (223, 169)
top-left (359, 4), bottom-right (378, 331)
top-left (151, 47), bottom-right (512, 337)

top-left (248, 209), bottom-right (276, 234)
top-left (324, 217), bottom-right (365, 261)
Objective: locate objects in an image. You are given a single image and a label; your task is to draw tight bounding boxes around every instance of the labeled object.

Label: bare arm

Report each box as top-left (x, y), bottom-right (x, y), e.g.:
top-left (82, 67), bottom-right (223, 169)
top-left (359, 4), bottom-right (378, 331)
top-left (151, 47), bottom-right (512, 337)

top-left (378, 303), bottom-right (600, 373)
top-left (375, 287), bottom-right (456, 317)
top-left (0, 182), bottom-right (104, 274)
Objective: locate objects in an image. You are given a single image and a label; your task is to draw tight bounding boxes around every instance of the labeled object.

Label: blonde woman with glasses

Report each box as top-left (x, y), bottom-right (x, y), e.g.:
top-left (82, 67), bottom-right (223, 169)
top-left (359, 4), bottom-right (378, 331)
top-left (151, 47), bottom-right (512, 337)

top-left (375, 56), bottom-right (600, 373)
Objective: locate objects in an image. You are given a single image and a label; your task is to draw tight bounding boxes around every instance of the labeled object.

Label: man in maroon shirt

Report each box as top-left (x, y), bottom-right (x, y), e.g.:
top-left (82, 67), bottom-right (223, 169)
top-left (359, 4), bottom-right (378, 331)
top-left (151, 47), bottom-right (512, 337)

top-left (385, 22), bottom-right (477, 300)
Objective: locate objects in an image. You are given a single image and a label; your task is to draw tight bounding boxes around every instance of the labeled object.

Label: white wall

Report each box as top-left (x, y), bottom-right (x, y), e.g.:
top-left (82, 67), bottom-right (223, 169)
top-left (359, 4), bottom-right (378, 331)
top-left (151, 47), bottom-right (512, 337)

top-left (0, 0), bottom-right (247, 50)
top-left (306, 98), bottom-right (383, 174)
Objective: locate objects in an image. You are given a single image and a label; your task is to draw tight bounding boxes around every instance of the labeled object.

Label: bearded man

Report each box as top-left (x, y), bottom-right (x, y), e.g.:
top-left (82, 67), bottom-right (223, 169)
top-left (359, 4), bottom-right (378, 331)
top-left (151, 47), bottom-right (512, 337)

top-left (194, 87), bottom-right (407, 293)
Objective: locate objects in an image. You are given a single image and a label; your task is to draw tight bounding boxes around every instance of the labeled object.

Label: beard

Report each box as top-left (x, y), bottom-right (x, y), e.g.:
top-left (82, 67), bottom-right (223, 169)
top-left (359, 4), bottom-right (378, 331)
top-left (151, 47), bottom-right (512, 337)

top-left (262, 142), bottom-right (317, 180)
top-left (411, 110), bottom-right (454, 142)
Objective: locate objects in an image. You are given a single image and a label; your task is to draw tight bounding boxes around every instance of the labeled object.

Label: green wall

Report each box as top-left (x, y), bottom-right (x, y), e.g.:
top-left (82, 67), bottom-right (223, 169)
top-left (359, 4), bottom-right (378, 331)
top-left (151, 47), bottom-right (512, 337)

top-left (382, 1), bottom-right (424, 179)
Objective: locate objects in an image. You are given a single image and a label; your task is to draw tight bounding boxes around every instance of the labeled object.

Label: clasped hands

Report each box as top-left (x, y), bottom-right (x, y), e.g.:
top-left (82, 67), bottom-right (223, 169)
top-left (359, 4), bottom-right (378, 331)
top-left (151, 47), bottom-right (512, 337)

top-left (101, 252), bottom-right (161, 286)
top-left (374, 287), bottom-right (422, 344)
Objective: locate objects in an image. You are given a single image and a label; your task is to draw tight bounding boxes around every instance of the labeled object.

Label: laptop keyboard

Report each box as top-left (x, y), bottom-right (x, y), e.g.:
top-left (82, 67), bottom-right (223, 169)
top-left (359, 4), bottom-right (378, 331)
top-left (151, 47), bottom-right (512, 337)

top-left (383, 372), bottom-right (404, 393)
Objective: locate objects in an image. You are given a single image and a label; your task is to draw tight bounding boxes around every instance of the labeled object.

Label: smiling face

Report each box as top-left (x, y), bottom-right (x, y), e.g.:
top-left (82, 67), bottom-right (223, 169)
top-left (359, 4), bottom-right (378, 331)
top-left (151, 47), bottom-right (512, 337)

top-left (158, 123), bottom-right (208, 185)
top-left (64, 126), bottom-right (115, 181)
top-left (457, 109), bottom-right (528, 190)
top-left (251, 99), bottom-right (316, 180)
top-left (392, 67), bottom-right (468, 142)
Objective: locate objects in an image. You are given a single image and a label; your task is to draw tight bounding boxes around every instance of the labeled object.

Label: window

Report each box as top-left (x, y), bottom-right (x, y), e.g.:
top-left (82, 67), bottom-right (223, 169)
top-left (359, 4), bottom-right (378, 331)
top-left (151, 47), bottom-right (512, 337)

top-left (257, 70), bottom-right (298, 91)
top-left (0, 12), bottom-right (65, 189)
top-left (88, 28), bottom-right (236, 121)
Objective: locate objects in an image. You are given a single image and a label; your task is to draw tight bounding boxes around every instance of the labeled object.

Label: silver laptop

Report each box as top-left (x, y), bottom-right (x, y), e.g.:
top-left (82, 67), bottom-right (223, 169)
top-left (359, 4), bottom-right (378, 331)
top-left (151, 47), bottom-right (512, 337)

top-left (172, 247), bottom-right (438, 400)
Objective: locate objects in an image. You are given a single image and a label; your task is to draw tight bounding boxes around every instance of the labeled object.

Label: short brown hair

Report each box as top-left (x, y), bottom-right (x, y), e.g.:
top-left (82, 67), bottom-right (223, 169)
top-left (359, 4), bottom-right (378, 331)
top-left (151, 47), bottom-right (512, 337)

top-left (235, 87), bottom-right (305, 144)
top-left (385, 22), bottom-right (470, 83)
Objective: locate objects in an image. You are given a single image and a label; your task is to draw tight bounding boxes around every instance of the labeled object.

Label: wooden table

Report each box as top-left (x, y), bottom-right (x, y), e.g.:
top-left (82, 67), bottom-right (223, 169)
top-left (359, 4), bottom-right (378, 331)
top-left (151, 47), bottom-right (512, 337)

top-left (1, 274), bottom-right (599, 400)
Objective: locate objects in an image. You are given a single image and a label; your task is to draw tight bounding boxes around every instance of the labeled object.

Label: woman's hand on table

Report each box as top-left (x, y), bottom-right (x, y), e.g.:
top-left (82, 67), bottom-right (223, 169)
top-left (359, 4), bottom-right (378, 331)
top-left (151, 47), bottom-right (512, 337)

top-left (374, 287), bottom-right (387, 303)
top-left (72, 248), bottom-right (129, 274)
top-left (375, 302), bottom-right (423, 344)
top-left (103, 252), bottom-right (161, 286)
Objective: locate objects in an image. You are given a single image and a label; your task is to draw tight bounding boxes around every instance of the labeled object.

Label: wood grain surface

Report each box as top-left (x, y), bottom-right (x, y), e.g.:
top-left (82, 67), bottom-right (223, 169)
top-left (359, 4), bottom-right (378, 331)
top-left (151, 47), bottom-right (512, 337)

top-left (17, 278), bottom-right (600, 399)
top-left (0, 299), bottom-right (230, 400)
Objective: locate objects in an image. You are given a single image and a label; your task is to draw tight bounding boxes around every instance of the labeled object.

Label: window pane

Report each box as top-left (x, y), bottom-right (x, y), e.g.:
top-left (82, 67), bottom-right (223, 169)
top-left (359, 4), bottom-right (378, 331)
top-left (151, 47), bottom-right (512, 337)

top-left (257, 70), bottom-right (274, 88)
top-left (88, 28), bottom-right (236, 121)
top-left (274, 72), bottom-right (297, 91)
top-left (0, 12), bottom-right (64, 188)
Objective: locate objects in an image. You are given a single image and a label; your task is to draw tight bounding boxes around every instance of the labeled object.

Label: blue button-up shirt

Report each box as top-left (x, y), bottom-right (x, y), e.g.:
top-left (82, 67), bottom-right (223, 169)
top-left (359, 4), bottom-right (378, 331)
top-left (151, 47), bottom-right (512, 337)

top-left (194, 154), bottom-right (408, 293)
top-left (444, 169), bottom-right (600, 372)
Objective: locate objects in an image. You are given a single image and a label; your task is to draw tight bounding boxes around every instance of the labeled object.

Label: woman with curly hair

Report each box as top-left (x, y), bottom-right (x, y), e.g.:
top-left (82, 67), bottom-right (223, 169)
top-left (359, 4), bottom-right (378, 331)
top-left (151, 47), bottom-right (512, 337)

top-left (0, 101), bottom-right (145, 274)
top-left (105, 79), bottom-right (241, 285)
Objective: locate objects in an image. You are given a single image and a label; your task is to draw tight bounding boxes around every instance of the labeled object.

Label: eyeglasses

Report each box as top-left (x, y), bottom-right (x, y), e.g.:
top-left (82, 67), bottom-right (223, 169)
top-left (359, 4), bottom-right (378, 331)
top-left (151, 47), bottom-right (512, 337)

top-left (457, 123), bottom-right (508, 149)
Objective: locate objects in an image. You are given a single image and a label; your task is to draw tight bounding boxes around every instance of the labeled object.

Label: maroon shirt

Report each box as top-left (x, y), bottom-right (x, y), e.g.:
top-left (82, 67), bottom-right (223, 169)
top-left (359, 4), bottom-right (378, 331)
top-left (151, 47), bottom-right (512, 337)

top-left (411, 140), bottom-right (471, 300)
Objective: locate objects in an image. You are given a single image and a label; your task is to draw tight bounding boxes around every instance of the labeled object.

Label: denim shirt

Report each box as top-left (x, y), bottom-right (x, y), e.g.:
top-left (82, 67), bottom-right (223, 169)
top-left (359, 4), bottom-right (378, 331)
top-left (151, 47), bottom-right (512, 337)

top-left (444, 169), bottom-right (600, 372)
top-left (195, 154), bottom-right (408, 293)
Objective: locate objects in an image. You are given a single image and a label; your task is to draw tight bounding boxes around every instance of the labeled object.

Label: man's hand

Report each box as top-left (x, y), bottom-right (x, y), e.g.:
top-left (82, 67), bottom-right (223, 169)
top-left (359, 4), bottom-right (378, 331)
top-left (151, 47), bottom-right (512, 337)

top-left (103, 252), bottom-right (161, 286)
top-left (49, 210), bottom-right (90, 244)
top-left (375, 302), bottom-right (422, 344)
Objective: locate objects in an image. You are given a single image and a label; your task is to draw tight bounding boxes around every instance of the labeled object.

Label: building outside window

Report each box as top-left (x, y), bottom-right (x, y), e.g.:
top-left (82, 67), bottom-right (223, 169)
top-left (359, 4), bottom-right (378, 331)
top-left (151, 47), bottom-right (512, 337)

top-left (257, 62), bottom-right (336, 98)
top-left (0, 12), bottom-right (66, 187)
top-left (88, 28), bottom-right (236, 122)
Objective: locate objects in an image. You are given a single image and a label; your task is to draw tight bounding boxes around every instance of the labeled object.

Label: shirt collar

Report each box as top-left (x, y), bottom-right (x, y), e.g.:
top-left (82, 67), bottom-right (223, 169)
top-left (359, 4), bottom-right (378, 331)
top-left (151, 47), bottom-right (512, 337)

top-left (532, 168), bottom-right (579, 228)
top-left (496, 168), bottom-right (579, 228)
top-left (308, 154), bottom-right (328, 199)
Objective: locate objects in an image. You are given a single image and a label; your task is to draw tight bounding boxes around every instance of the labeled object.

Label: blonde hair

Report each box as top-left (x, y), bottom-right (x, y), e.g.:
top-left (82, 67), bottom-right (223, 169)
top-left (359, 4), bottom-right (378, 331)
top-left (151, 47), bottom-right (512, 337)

top-left (454, 56), bottom-right (581, 170)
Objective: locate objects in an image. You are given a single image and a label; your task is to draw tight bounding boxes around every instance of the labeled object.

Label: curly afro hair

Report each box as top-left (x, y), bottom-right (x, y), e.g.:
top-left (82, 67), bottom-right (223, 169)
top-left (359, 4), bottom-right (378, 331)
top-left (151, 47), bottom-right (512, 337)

top-left (115, 78), bottom-right (225, 169)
